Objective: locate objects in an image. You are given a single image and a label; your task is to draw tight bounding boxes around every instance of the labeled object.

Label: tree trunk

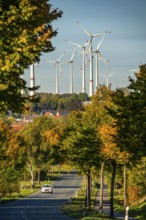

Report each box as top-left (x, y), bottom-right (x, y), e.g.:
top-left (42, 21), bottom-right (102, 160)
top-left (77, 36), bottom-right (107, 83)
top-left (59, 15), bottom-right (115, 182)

top-left (86, 170), bottom-right (91, 208)
top-left (110, 161), bottom-right (116, 218)
top-left (29, 163), bottom-right (34, 188)
top-left (38, 168), bottom-right (40, 185)
top-left (99, 162), bottom-right (104, 213)
top-left (123, 163), bottom-right (127, 207)
top-left (29, 156), bottom-right (35, 188)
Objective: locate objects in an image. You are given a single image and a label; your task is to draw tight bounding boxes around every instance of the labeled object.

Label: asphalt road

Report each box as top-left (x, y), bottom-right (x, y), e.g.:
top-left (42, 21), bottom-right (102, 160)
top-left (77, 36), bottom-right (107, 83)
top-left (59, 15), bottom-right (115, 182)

top-left (0, 171), bottom-right (83, 220)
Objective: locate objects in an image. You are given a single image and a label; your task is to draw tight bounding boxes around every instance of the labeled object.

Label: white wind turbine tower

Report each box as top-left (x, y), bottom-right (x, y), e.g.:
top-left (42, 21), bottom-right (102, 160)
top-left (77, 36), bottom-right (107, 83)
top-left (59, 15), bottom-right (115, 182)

top-left (101, 72), bottom-right (115, 88)
top-left (93, 31), bottom-right (111, 90)
top-left (67, 40), bottom-right (89, 93)
top-left (61, 48), bottom-right (76, 94)
top-left (30, 63), bottom-right (35, 97)
top-left (46, 53), bottom-right (64, 94)
top-left (34, 63), bottom-right (40, 92)
top-left (76, 21), bottom-right (102, 97)
top-left (20, 74), bottom-right (24, 95)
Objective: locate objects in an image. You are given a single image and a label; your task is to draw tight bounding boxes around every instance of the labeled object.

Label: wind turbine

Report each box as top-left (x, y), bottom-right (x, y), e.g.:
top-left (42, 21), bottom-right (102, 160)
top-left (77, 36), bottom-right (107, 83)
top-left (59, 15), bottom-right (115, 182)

top-left (46, 52), bottom-right (64, 94)
top-left (61, 48), bottom-right (76, 94)
top-left (67, 40), bottom-right (89, 93)
top-left (76, 21), bottom-right (103, 97)
top-left (128, 69), bottom-right (139, 77)
top-left (101, 72), bottom-right (115, 88)
top-left (30, 63), bottom-right (35, 97)
top-left (93, 31), bottom-right (111, 90)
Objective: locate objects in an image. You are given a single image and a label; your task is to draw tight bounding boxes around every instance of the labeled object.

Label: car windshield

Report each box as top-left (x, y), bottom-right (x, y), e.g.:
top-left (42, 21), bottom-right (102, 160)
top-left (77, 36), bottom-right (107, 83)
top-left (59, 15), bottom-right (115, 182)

top-left (43, 185), bottom-right (50, 187)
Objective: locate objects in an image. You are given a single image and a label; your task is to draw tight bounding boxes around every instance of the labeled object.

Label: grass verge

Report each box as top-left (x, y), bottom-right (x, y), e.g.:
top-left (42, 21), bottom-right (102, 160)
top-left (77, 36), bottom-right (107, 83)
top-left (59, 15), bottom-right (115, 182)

top-left (0, 173), bottom-right (60, 205)
top-left (61, 186), bottom-right (115, 220)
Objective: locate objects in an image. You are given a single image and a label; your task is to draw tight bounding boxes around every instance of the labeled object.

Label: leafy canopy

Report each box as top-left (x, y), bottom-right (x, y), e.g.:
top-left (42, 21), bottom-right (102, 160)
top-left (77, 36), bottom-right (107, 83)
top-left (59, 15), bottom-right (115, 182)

top-left (0, 0), bottom-right (62, 112)
top-left (110, 64), bottom-right (146, 159)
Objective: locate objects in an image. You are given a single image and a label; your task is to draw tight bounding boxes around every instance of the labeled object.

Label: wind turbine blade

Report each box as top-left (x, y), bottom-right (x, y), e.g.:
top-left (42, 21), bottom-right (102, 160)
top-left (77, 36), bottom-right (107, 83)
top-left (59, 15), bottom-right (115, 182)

top-left (76, 21), bottom-right (91, 37)
top-left (98, 51), bottom-right (103, 59)
top-left (57, 64), bottom-right (62, 73)
top-left (71, 48), bottom-right (76, 61)
top-left (96, 34), bottom-right (106, 50)
top-left (129, 69), bottom-right (138, 72)
top-left (101, 74), bottom-right (106, 78)
top-left (96, 30), bottom-right (111, 50)
top-left (97, 51), bottom-right (108, 64)
top-left (57, 52), bottom-right (65, 62)
top-left (93, 33), bottom-right (102, 38)
top-left (97, 51), bottom-right (107, 65)
top-left (46, 60), bottom-right (55, 63)
top-left (84, 41), bottom-right (90, 47)
top-left (109, 72), bottom-right (115, 77)
top-left (68, 40), bottom-right (82, 48)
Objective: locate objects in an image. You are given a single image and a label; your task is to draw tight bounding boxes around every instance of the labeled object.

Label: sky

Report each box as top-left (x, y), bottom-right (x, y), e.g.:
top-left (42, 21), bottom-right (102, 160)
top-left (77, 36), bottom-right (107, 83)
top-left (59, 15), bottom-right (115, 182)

top-left (25, 0), bottom-right (146, 95)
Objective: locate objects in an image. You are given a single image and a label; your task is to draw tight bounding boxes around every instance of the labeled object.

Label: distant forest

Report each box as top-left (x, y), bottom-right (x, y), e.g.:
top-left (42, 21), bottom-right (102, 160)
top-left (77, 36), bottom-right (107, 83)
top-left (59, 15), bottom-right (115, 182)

top-left (31, 92), bottom-right (90, 113)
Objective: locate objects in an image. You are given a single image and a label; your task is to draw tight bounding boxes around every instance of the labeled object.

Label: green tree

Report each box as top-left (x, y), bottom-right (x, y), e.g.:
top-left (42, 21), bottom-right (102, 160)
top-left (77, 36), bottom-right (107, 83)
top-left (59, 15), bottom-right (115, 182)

top-left (86, 86), bottom-right (115, 214)
top-left (0, 0), bottom-right (62, 113)
top-left (87, 85), bottom-right (130, 217)
top-left (21, 116), bottom-right (56, 186)
top-left (108, 64), bottom-right (146, 208)
top-left (62, 111), bottom-right (101, 208)
top-left (110, 64), bottom-right (146, 161)
top-left (0, 119), bottom-right (26, 195)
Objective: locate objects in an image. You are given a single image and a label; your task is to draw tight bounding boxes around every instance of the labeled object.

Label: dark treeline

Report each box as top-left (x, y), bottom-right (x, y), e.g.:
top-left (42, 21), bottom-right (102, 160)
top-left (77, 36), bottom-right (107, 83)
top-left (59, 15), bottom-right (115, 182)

top-left (31, 92), bottom-right (90, 113)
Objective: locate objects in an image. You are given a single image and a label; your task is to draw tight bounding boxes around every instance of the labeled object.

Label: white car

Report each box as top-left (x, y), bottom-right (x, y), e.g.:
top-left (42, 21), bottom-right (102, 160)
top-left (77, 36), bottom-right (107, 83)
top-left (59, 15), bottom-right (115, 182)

top-left (41, 184), bottom-right (53, 193)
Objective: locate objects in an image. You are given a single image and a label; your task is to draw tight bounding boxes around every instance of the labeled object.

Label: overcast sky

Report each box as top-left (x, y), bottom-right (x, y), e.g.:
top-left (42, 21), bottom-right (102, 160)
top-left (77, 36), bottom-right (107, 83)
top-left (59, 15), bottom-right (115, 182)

top-left (25, 0), bottom-right (146, 95)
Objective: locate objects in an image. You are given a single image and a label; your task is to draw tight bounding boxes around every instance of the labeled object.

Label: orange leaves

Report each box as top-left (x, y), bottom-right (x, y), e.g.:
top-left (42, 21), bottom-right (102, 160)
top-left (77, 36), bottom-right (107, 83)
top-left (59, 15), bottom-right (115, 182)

top-left (44, 128), bottom-right (59, 146)
top-left (6, 135), bottom-right (20, 165)
top-left (99, 123), bottom-right (131, 163)
top-left (0, 120), bottom-right (23, 166)
top-left (99, 124), bottom-right (120, 161)
top-left (99, 124), bottom-right (116, 141)
top-left (127, 186), bottom-right (141, 205)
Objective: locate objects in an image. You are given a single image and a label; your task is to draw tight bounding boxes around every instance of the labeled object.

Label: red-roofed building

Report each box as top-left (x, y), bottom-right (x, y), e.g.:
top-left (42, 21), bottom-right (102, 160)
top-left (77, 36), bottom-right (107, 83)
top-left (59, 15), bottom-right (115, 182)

top-left (44, 112), bottom-right (54, 117)
top-left (11, 122), bottom-right (27, 132)
top-left (55, 111), bottom-right (61, 118)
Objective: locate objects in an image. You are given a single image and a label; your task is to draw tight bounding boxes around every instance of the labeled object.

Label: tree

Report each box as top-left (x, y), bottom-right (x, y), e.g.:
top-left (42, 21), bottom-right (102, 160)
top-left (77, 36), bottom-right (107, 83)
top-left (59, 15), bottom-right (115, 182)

top-left (0, 0), bottom-right (62, 113)
top-left (88, 85), bottom-right (130, 217)
top-left (62, 111), bottom-right (101, 208)
top-left (99, 123), bottom-right (129, 217)
top-left (86, 85), bottom-right (115, 213)
top-left (44, 127), bottom-right (62, 166)
top-left (0, 118), bottom-right (26, 195)
top-left (107, 64), bottom-right (146, 209)
top-left (21, 116), bottom-right (56, 186)
top-left (110, 64), bottom-right (146, 159)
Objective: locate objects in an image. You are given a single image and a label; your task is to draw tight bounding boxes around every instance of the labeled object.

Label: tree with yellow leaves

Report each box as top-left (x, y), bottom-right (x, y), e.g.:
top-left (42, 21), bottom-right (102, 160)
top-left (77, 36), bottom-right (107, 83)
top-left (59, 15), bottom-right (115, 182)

top-left (99, 123), bottom-right (131, 217)
top-left (0, 0), bottom-right (62, 112)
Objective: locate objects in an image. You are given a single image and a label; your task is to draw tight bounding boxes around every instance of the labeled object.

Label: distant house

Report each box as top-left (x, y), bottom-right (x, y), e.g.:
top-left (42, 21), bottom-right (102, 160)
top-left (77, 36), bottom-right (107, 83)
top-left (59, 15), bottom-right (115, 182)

top-left (12, 111), bottom-right (68, 132)
top-left (22, 114), bottom-right (39, 123)
top-left (11, 122), bottom-right (27, 132)
top-left (55, 111), bottom-right (61, 118)
top-left (44, 111), bottom-right (54, 117)
top-left (43, 110), bottom-right (68, 118)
